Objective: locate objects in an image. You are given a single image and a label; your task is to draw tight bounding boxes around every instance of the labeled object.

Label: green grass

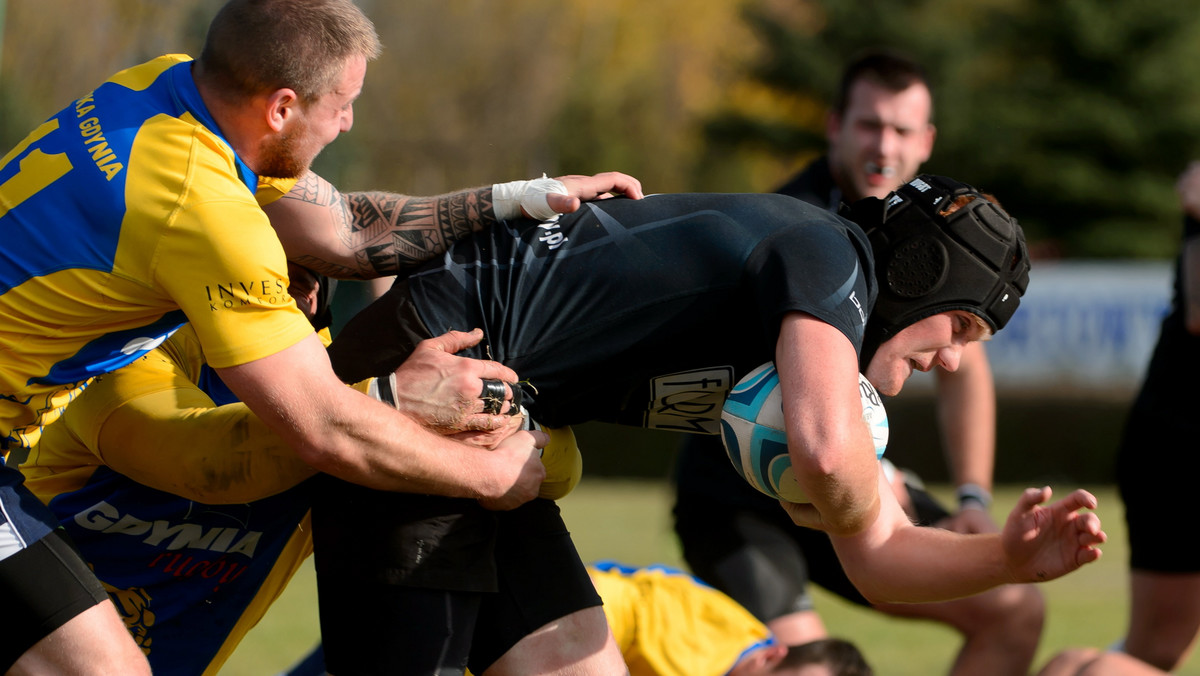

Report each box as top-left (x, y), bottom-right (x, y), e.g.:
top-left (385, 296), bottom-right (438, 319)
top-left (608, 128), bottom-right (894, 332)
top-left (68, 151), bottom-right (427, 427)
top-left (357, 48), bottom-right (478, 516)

top-left (219, 482), bottom-right (1200, 676)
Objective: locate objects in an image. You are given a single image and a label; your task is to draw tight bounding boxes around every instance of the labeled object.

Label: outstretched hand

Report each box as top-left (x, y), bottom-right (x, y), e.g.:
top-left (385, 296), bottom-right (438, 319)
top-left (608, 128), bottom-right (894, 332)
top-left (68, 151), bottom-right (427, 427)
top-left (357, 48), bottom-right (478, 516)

top-left (543, 172), bottom-right (644, 215)
top-left (388, 328), bottom-right (522, 433)
top-left (1002, 487), bottom-right (1106, 584)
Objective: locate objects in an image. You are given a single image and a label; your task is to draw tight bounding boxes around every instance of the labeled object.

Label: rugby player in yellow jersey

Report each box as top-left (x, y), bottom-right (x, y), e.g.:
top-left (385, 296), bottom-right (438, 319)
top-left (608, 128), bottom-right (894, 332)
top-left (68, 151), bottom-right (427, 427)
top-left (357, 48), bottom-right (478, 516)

top-left (587, 562), bottom-right (874, 676)
top-left (0, 0), bottom-right (641, 670)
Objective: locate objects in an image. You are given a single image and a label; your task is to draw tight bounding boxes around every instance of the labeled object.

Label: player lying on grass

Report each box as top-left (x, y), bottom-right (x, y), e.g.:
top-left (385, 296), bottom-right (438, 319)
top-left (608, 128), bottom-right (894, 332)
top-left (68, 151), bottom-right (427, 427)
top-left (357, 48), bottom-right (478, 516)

top-left (305, 176), bottom-right (1106, 674)
top-left (586, 561), bottom-right (874, 676)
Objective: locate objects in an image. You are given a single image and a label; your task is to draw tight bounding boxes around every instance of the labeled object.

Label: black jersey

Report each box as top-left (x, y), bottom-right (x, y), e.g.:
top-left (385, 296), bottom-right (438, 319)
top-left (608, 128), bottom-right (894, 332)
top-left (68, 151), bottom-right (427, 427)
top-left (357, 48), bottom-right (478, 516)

top-left (772, 156), bottom-right (842, 211)
top-left (400, 192), bottom-right (874, 432)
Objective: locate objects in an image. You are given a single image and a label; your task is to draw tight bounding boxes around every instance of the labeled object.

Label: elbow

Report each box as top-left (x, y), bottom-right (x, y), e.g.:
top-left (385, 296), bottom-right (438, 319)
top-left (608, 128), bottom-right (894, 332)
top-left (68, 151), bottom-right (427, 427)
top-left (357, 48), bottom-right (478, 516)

top-left (292, 437), bottom-right (350, 477)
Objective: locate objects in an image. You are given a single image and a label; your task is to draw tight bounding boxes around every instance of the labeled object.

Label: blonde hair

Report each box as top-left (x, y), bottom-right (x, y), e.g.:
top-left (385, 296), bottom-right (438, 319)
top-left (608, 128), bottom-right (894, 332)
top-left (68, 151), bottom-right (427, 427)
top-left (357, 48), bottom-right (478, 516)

top-left (198, 0), bottom-right (382, 105)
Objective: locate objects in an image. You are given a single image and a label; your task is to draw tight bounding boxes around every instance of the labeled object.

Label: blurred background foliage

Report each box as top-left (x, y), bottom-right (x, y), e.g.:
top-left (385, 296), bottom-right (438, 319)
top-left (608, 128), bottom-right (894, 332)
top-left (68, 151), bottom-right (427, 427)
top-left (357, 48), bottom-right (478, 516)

top-left (4, 0), bottom-right (1200, 258)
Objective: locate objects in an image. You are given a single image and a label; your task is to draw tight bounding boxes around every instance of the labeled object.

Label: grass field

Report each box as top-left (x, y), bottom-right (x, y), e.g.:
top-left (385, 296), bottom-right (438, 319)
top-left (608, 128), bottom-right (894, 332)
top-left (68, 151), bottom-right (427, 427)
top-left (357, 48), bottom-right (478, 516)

top-left (218, 481), bottom-right (1199, 676)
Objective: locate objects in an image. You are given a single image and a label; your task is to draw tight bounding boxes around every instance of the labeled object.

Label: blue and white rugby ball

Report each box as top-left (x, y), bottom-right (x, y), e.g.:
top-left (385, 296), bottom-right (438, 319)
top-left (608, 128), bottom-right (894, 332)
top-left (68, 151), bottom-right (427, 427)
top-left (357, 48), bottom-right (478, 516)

top-left (720, 363), bottom-right (888, 503)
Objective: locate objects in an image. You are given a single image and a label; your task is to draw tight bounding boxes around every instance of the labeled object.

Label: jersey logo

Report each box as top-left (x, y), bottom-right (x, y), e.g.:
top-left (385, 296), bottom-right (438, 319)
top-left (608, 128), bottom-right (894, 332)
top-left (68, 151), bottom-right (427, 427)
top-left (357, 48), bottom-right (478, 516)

top-left (74, 500), bottom-right (262, 558)
top-left (645, 367), bottom-right (734, 434)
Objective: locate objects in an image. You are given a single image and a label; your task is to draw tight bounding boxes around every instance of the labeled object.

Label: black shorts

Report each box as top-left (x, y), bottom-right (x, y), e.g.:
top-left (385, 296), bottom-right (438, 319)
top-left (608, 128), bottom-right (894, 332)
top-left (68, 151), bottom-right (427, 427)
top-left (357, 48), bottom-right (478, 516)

top-left (313, 493), bottom-right (601, 674)
top-left (1117, 394), bottom-right (1200, 572)
top-left (673, 484), bottom-right (949, 618)
top-left (0, 529), bottom-right (109, 671)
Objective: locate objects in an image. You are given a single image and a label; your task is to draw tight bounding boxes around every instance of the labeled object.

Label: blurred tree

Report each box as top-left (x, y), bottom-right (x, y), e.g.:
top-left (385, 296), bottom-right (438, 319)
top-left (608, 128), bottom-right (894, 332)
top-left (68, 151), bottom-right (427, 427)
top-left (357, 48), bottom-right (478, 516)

top-left (698, 0), bottom-right (1200, 258)
top-left (953, 0), bottom-right (1200, 258)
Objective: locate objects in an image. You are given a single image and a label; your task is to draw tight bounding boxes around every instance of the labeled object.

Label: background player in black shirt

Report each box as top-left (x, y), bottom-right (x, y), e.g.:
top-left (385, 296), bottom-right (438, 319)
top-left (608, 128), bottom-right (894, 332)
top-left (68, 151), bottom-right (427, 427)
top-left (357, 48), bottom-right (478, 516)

top-left (674, 49), bottom-right (1041, 676)
top-left (1111, 162), bottom-right (1200, 671)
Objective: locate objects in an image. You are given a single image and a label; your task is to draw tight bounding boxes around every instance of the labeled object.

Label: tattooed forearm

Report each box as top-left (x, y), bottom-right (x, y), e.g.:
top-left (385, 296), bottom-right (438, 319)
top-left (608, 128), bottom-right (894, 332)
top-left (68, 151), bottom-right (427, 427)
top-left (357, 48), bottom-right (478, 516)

top-left (277, 173), bottom-right (501, 279)
top-left (289, 255), bottom-right (360, 280)
top-left (342, 188), bottom-right (497, 276)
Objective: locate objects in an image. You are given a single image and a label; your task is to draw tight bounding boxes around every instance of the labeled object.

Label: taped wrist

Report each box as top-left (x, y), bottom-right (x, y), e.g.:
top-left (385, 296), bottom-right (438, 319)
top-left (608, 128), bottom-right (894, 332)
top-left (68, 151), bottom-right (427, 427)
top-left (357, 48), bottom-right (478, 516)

top-left (367, 373), bottom-right (399, 408)
top-left (492, 174), bottom-right (568, 221)
top-left (956, 482), bottom-right (993, 510)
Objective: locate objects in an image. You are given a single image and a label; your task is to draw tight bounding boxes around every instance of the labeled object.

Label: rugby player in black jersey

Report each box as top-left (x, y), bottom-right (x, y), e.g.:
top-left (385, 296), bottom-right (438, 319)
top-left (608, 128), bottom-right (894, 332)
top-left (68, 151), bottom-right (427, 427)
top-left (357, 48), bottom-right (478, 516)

top-left (314, 176), bottom-right (1106, 676)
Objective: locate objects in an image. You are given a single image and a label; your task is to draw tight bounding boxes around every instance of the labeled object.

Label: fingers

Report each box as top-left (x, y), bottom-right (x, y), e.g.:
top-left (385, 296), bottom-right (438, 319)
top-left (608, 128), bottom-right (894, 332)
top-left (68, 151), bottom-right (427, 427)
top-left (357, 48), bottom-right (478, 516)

top-left (421, 328), bottom-right (485, 354)
top-left (778, 499), bottom-right (822, 529)
top-left (602, 172), bottom-right (644, 200)
top-left (479, 378), bottom-right (508, 415)
top-left (1017, 485), bottom-right (1052, 511)
top-left (420, 328), bottom-right (521, 384)
top-left (545, 193), bottom-right (583, 215)
top-left (556, 172), bottom-right (646, 204)
top-left (1061, 488), bottom-right (1098, 512)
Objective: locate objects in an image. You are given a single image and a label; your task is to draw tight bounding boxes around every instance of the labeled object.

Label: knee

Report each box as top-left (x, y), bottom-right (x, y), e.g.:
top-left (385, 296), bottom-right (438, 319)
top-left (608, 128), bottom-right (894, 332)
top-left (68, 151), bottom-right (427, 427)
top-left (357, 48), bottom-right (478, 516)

top-left (980, 583), bottom-right (1046, 635)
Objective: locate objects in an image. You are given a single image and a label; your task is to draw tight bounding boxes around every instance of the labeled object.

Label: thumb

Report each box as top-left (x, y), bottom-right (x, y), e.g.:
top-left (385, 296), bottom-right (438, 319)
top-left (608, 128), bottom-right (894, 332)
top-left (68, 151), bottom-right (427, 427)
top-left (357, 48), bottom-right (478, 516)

top-left (424, 328), bottom-right (485, 354)
top-left (546, 193), bottom-right (582, 215)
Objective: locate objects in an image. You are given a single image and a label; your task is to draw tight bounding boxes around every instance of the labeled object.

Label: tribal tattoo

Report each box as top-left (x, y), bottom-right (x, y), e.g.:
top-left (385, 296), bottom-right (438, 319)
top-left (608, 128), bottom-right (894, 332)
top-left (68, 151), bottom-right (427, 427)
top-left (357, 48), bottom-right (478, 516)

top-left (281, 173), bottom-right (498, 279)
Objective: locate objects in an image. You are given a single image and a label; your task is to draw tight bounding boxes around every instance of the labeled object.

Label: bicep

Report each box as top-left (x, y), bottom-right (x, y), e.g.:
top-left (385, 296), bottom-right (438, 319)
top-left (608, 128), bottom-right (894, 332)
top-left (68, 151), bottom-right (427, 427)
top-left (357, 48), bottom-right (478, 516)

top-left (214, 333), bottom-right (350, 454)
top-left (775, 312), bottom-right (865, 456)
top-left (264, 172), bottom-right (365, 278)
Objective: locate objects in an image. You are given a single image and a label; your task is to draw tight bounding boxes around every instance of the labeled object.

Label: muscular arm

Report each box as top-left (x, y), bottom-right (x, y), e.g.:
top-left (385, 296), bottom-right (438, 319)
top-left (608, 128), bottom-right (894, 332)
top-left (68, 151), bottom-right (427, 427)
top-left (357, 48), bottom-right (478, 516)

top-left (97, 385), bottom-right (317, 504)
top-left (215, 333), bottom-right (545, 507)
top-left (265, 170), bottom-right (645, 280)
top-left (828, 474), bottom-right (1104, 604)
top-left (774, 312), bottom-right (882, 537)
top-left (264, 171), bottom-right (495, 279)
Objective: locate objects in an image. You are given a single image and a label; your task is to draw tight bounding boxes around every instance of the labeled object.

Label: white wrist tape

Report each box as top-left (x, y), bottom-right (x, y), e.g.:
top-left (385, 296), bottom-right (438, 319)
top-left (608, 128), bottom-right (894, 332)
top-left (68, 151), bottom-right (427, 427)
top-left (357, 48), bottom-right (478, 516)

top-left (367, 372), bottom-right (399, 409)
top-left (492, 174), bottom-right (568, 222)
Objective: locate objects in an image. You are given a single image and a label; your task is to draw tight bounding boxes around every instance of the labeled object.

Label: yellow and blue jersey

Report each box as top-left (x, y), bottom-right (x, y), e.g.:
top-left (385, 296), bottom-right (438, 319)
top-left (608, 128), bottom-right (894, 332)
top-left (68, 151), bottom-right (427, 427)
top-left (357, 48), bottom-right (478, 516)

top-left (0, 54), bottom-right (310, 452)
top-left (587, 561), bottom-right (775, 676)
top-left (21, 325), bottom-right (325, 675)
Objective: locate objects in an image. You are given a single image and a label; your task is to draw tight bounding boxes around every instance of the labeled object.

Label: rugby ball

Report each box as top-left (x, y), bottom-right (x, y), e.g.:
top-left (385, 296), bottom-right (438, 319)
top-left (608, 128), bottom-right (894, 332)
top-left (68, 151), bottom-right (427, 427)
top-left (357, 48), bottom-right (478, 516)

top-left (720, 363), bottom-right (888, 503)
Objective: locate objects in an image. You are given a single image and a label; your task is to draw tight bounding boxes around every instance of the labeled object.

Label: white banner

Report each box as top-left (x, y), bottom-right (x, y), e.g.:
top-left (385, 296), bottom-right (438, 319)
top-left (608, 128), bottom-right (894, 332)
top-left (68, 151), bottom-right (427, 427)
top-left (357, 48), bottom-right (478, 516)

top-left (907, 260), bottom-right (1173, 394)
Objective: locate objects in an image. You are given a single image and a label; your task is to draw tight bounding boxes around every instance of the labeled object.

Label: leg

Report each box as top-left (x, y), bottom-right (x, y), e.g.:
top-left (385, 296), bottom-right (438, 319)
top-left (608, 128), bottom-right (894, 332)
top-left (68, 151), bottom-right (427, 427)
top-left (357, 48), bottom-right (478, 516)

top-left (1036, 648), bottom-right (1103, 676)
top-left (9, 601), bottom-right (151, 676)
top-left (874, 582), bottom-right (1045, 676)
top-left (674, 463), bottom-right (825, 646)
top-left (0, 531), bottom-right (150, 676)
top-left (310, 479), bottom-right (500, 675)
top-left (1122, 570), bottom-right (1200, 671)
top-left (317, 581), bottom-right (482, 676)
top-left (483, 607), bottom-right (626, 676)
top-left (1116, 397), bottom-right (1200, 671)
top-left (469, 500), bottom-right (625, 675)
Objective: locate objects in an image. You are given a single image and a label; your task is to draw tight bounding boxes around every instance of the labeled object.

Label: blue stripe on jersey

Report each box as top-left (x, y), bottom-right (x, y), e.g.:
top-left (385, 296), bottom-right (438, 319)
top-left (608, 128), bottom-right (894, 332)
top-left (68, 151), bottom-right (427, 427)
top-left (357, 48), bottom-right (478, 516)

top-left (32, 311), bottom-right (188, 387)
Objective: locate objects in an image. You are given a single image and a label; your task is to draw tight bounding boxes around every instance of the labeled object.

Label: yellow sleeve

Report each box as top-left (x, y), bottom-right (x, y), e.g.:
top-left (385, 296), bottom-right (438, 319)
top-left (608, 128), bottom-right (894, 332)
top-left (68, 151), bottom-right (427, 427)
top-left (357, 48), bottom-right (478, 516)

top-left (155, 197), bottom-right (313, 368)
top-left (255, 176), bottom-right (298, 207)
top-left (53, 327), bottom-right (316, 503)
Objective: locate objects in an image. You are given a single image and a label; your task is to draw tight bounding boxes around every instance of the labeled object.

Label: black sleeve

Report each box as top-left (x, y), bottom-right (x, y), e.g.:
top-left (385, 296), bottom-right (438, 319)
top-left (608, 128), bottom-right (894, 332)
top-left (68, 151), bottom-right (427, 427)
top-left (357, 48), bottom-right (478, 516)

top-left (744, 222), bottom-right (872, 353)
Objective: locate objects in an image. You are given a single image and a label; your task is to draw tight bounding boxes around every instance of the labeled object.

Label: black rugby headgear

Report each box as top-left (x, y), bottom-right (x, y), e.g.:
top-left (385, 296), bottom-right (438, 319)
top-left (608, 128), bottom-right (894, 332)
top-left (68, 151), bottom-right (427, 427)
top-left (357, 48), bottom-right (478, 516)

top-left (841, 174), bottom-right (1031, 366)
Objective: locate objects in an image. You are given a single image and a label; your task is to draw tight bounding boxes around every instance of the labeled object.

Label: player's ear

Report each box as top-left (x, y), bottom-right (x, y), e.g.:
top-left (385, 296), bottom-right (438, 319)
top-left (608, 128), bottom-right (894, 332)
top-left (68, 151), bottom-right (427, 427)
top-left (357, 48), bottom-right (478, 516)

top-left (730, 644), bottom-right (788, 675)
top-left (265, 88), bottom-right (300, 132)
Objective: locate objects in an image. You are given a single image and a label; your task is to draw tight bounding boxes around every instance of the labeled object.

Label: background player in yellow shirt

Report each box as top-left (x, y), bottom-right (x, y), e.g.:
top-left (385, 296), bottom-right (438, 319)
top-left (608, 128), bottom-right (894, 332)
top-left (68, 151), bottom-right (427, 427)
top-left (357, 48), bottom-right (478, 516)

top-left (588, 561), bottom-right (874, 676)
